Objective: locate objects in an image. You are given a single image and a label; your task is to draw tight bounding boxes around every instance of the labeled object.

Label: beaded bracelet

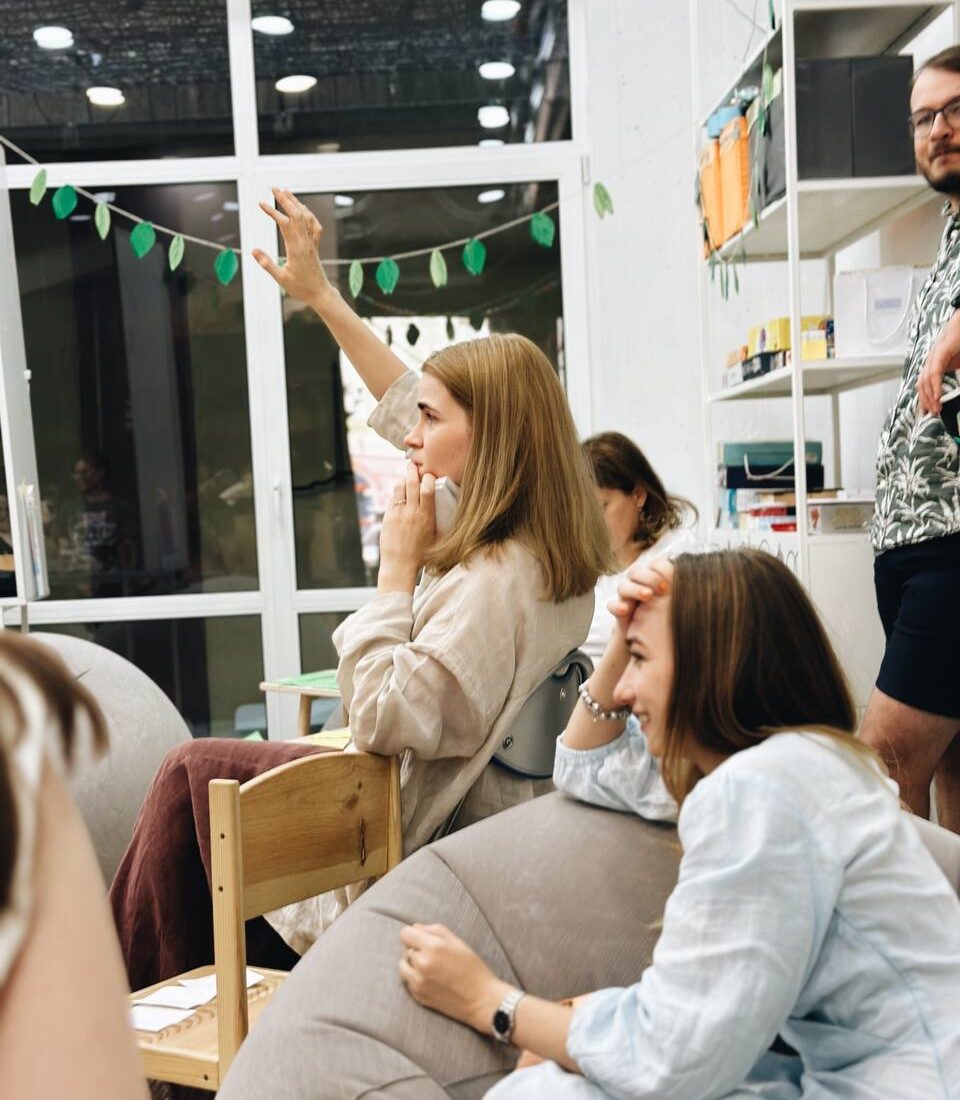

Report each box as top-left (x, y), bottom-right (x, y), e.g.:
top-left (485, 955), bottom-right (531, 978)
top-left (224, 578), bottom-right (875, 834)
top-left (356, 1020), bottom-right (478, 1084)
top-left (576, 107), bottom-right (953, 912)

top-left (577, 680), bottom-right (631, 723)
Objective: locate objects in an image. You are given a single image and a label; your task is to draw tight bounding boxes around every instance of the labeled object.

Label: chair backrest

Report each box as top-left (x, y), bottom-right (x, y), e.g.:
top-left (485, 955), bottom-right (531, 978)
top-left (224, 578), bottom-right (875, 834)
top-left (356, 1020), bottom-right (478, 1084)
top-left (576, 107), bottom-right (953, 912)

top-left (492, 650), bottom-right (594, 779)
top-left (911, 815), bottom-right (960, 898)
top-left (209, 750), bottom-right (402, 1072)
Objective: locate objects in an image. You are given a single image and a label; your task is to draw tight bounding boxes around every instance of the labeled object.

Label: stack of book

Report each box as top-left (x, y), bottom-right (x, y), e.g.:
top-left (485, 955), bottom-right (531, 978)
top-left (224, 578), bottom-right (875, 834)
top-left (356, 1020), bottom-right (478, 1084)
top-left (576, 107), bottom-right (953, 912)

top-left (717, 440), bottom-right (824, 492)
top-left (718, 488), bottom-right (875, 534)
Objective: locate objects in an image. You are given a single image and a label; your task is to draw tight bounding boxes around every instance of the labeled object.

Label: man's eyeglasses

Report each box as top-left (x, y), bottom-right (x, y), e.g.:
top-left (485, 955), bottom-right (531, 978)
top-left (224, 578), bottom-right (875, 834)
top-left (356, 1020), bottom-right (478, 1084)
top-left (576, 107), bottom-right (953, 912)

top-left (908, 97), bottom-right (960, 138)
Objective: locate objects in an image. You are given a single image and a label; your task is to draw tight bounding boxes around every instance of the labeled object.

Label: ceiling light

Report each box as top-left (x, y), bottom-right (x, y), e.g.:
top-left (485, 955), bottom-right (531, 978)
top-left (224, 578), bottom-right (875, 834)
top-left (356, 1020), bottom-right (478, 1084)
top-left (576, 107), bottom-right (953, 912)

top-left (251, 15), bottom-right (294, 35)
top-left (478, 104), bottom-right (510, 129)
top-left (33, 26), bottom-right (74, 49)
top-left (92, 191), bottom-right (115, 203)
top-left (86, 87), bottom-right (125, 107)
top-left (211, 212), bottom-right (225, 223)
top-left (69, 214), bottom-right (91, 222)
top-left (529, 80), bottom-right (545, 110)
top-left (481, 1), bottom-right (521, 21)
top-left (479, 138), bottom-right (505, 147)
top-left (478, 61), bottom-right (515, 80)
top-left (478, 189), bottom-right (505, 204)
top-left (275, 74), bottom-right (316, 94)
top-left (222, 200), bottom-right (239, 212)
top-left (334, 194), bottom-right (355, 207)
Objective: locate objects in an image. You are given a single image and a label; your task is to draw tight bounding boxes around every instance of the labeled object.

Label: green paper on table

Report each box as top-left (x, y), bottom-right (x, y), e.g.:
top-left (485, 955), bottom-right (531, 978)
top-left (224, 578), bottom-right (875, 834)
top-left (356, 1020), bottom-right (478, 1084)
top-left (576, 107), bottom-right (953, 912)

top-left (278, 669), bottom-right (340, 691)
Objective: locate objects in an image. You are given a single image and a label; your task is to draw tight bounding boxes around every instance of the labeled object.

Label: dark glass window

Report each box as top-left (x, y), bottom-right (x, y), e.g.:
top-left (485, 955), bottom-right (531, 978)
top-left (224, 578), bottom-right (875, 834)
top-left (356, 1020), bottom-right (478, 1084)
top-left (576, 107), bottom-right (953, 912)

top-left (281, 180), bottom-right (563, 589)
top-left (11, 181), bottom-right (257, 600)
top-left (254, 1), bottom-right (571, 153)
top-left (38, 615), bottom-right (264, 738)
top-left (0, 1), bottom-right (234, 161)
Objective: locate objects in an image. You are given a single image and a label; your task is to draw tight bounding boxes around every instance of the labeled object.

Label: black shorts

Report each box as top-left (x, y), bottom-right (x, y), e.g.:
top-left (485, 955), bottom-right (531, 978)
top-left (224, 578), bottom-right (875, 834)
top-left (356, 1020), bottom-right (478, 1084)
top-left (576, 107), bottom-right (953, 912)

top-left (875, 531), bottom-right (960, 719)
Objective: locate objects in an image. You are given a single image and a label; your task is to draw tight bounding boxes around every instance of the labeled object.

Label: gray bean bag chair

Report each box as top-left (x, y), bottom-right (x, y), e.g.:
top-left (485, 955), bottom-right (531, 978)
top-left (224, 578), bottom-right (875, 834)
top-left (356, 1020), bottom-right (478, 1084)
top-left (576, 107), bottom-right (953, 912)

top-left (31, 631), bottom-right (191, 884)
top-left (219, 790), bottom-right (680, 1100)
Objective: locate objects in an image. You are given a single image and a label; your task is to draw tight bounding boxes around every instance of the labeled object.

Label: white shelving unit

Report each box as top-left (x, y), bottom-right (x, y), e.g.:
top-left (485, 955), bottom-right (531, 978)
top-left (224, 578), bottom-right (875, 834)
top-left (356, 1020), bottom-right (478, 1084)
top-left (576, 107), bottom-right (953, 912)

top-left (689, 0), bottom-right (958, 706)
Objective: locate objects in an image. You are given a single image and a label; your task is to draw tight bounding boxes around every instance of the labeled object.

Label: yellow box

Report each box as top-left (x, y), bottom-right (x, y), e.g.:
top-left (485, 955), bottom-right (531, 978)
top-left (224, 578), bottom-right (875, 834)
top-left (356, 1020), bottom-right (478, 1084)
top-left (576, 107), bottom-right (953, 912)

top-left (699, 140), bottom-right (724, 253)
top-left (748, 316), bottom-right (830, 359)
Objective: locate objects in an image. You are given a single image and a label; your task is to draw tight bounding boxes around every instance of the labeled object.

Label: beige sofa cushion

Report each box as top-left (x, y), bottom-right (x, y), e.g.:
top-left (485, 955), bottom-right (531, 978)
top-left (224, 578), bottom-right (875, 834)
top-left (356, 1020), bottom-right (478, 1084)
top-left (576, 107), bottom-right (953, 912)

top-left (219, 790), bottom-right (680, 1100)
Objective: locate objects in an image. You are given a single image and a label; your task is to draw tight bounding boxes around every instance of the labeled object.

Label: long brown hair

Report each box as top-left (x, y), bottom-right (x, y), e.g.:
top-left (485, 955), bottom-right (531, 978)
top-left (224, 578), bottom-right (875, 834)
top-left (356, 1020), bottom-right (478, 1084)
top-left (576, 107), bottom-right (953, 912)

top-left (583, 431), bottom-right (696, 551)
top-left (659, 549), bottom-right (868, 802)
top-left (0, 634), bottom-right (107, 913)
top-left (422, 334), bottom-right (613, 601)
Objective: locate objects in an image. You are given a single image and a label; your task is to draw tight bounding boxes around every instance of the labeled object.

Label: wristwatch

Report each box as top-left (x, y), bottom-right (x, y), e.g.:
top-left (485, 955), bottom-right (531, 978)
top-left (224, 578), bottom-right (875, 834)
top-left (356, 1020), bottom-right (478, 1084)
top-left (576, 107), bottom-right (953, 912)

top-left (491, 988), bottom-right (526, 1044)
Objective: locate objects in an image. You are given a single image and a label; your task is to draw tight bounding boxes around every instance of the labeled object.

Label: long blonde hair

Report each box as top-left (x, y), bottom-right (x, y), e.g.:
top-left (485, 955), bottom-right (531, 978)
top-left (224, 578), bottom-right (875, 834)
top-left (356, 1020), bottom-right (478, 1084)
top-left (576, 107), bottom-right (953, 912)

top-left (661, 549), bottom-right (878, 803)
top-left (422, 333), bottom-right (613, 601)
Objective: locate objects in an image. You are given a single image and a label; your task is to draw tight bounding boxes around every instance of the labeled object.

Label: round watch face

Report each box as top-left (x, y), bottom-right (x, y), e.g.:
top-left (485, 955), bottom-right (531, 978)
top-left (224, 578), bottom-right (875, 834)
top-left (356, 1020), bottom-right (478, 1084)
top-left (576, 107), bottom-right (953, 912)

top-left (493, 1009), bottom-right (510, 1037)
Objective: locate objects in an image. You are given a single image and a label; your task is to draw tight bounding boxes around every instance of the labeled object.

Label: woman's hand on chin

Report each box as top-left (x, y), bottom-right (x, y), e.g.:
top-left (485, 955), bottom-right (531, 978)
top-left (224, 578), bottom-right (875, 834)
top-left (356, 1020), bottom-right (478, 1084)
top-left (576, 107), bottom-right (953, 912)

top-left (377, 463), bottom-right (437, 595)
top-left (252, 187), bottom-right (338, 311)
top-left (398, 923), bottom-right (511, 1033)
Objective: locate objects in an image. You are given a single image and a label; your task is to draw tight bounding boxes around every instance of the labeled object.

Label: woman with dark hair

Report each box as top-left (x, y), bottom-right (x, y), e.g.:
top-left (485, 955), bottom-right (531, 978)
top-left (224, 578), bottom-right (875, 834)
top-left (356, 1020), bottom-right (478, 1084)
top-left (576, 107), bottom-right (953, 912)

top-left (0, 634), bottom-right (146, 1100)
top-left (581, 431), bottom-right (696, 662)
top-left (399, 549), bottom-right (960, 1099)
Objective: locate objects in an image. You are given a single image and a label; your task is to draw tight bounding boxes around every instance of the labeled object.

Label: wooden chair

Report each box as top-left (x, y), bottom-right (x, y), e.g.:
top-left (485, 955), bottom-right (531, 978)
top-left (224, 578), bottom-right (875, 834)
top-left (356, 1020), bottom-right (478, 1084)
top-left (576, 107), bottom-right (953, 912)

top-left (131, 749), bottom-right (403, 1091)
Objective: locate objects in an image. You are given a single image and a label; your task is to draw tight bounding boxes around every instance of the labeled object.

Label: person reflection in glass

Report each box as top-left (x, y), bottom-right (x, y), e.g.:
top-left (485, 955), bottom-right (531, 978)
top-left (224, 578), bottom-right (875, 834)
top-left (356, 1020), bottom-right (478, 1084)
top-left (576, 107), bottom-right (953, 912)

top-left (59, 453), bottom-right (138, 598)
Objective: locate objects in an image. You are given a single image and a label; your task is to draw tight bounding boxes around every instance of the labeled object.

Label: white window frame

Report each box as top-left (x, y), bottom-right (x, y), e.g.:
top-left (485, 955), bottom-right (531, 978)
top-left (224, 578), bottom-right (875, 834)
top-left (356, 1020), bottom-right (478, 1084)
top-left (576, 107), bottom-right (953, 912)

top-left (0, 0), bottom-right (594, 737)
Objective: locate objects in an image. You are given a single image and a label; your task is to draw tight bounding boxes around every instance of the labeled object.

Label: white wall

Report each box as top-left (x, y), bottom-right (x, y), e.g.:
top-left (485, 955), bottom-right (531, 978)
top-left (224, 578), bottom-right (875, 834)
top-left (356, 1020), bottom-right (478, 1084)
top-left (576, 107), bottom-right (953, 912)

top-left (581, 2), bottom-right (705, 513)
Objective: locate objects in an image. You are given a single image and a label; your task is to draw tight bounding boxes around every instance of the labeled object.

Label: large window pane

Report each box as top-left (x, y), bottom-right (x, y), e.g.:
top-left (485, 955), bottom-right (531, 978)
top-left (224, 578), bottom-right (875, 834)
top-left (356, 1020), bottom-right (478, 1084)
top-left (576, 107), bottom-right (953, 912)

top-left (37, 615), bottom-right (264, 738)
top-left (12, 182), bottom-right (257, 599)
top-left (254, 1), bottom-right (571, 154)
top-left (299, 611), bottom-right (348, 729)
top-left (0, 2), bottom-right (233, 161)
top-left (282, 181), bottom-right (563, 590)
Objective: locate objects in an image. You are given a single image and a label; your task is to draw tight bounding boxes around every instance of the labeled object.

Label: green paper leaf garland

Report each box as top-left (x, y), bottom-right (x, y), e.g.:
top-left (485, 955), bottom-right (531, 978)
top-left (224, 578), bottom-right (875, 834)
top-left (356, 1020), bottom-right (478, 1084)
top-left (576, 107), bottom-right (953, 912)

top-left (762, 62), bottom-right (775, 108)
top-left (530, 211), bottom-right (556, 248)
top-left (462, 238), bottom-right (486, 276)
top-left (445, 316), bottom-right (455, 341)
top-left (51, 184), bottom-right (78, 220)
top-left (348, 260), bottom-right (363, 298)
top-left (94, 202), bottom-right (111, 240)
top-left (768, 0), bottom-right (776, 29)
top-left (593, 182), bottom-right (614, 219)
top-left (130, 221), bottom-right (157, 259)
top-left (375, 257), bottom-right (400, 295)
top-left (214, 248), bottom-right (239, 286)
top-left (469, 312), bottom-right (485, 332)
top-left (406, 323), bottom-right (420, 347)
top-left (29, 169), bottom-right (47, 206)
top-left (168, 234), bottom-right (185, 271)
top-left (429, 249), bottom-right (448, 288)
top-left (385, 325), bottom-right (393, 347)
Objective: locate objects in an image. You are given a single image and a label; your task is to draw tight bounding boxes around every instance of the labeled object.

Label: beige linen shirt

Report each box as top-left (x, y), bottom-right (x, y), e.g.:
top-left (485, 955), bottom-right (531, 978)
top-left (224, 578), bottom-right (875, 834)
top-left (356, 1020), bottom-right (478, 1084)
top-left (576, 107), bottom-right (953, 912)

top-left (266, 371), bottom-right (593, 952)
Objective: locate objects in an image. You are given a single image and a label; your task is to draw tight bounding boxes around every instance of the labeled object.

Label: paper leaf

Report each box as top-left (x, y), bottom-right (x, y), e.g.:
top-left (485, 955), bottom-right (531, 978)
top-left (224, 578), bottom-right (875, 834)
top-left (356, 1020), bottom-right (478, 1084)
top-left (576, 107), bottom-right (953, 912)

top-left (462, 238), bottom-right (487, 276)
top-left (29, 169), bottom-right (47, 206)
top-left (277, 256), bottom-right (287, 296)
top-left (406, 323), bottom-right (420, 347)
top-left (445, 316), bottom-right (455, 341)
top-left (530, 211), bottom-right (556, 248)
top-left (768, 0), bottom-right (776, 29)
top-left (385, 325), bottom-right (393, 346)
top-left (733, 263), bottom-right (740, 294)
top-left (94, 202), bottom-right (111, 240)
top-left (593, 182), bottom-right (615, 218)
top-left (469, 312), bottom-right (485, 331)
top-left (130, 221), bottom-right (157, 259)
top-left (214, 248), bottom-right (239, 286)
top-left (51, 184), bottom-right (78, 220)
top-left (429, 249), bottom-right (448, 288)
top-left (762, 62), bottom-right (775, 108)
top-left (375, 257), bottom-right (400, 295)
top-left (168, 234), bottom-right (185, 271)
top-left (348, 259), bottom-right (363, 298)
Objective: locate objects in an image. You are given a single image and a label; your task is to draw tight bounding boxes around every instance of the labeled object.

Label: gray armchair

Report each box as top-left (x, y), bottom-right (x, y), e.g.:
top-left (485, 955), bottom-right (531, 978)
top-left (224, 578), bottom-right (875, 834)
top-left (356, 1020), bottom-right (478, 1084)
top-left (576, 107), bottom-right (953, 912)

top-left (218, 790), bottom-right (680, 1100)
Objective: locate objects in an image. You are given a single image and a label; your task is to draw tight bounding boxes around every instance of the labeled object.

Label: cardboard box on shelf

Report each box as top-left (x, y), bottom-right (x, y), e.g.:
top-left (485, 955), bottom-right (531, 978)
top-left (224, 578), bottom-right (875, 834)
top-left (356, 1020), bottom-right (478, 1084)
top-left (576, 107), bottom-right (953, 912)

top-left (719, 116), bottom-right (751, 243)
top-left (747, 316), bottom-right (831, 359)
top-left (807, 497), bottom-right (875, 534)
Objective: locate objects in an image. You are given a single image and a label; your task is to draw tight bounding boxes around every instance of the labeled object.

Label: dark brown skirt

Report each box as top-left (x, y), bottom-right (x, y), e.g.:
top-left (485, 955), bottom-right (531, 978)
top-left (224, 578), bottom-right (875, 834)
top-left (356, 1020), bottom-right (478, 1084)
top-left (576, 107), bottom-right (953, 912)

top-left (110, 737), bottom-right (325, 992)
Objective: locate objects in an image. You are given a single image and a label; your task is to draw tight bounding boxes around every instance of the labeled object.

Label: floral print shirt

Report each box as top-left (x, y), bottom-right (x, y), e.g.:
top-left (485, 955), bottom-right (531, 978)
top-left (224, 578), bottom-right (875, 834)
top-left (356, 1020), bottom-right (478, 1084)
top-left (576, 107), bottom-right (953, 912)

top-left (872, 204), bottom-right (960, 554)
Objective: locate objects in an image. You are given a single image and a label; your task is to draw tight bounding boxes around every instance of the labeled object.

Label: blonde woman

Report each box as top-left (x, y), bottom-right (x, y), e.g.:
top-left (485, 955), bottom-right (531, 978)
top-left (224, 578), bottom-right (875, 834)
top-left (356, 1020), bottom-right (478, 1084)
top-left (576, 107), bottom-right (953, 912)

top-left (111, 189), bottom-right (610, 986)
top-left (401, 550), bottom-right (960, 1099)
top-left (0, 635), bottom-right (146, 1100)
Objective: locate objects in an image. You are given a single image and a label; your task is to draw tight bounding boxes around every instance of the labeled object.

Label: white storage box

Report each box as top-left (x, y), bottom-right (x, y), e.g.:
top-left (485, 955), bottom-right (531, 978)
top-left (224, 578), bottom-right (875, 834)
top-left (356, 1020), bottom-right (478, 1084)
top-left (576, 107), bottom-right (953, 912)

top-left (833, 266), bottom-right (928, 360)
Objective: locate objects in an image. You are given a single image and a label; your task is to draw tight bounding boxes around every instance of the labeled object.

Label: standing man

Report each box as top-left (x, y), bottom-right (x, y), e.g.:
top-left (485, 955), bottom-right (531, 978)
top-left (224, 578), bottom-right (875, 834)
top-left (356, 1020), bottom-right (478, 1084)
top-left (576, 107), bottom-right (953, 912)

top-left (863, 46), bottom-right (960, 832)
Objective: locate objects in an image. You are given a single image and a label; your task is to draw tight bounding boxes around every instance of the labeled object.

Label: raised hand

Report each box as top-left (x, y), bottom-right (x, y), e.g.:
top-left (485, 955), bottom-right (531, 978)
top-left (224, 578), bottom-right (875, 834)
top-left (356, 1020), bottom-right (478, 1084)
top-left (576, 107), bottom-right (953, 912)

top-left (252, 187), bottom-right (336, 308)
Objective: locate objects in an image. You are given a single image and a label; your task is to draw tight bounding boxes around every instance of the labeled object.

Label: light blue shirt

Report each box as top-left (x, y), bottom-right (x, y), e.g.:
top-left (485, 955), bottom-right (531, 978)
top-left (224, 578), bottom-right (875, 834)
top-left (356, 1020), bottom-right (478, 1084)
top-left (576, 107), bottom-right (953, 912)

top-left (487, 721), bottom-right (960, 1099)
